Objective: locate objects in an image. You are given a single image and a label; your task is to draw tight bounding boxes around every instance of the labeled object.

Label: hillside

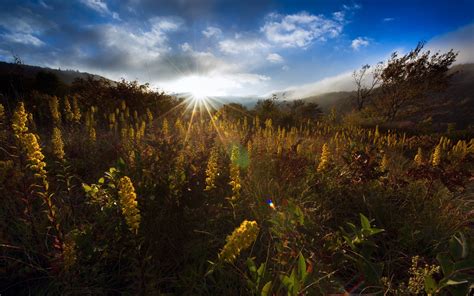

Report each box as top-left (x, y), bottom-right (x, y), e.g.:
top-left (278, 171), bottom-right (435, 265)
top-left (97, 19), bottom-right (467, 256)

top-left (0, 61), bottom-right (108, 84)
top-left (300, 63), bottom-right (474, 126)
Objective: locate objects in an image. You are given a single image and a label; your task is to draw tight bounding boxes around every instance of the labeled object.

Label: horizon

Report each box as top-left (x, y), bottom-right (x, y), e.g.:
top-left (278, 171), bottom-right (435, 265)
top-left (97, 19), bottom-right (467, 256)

top-left (1, 0), bottom-right (473, 99)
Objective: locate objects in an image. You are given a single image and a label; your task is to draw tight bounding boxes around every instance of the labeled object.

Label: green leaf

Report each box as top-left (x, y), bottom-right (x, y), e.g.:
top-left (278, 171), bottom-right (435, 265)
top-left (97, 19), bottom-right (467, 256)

top-left (298, 253), bottom-right (307, 282)
top-left (360, 214), bottom-right (371, 230)
top-left (449, 232), bottom-right (468, 260)
top-left (257, 262), bottom-right (266, 278)
top-left (247, 257), bottom-right (257, 277)
top-left (261, 281), bottom-right (272, 296)
top-left (424, 275), bottom-right (437, 294)
top-left (453, 258), bottom-right (474, 271)
top-left (436, 253), bottom-right (454, 276)
top-left (98, 177), bottom-right (105, 184)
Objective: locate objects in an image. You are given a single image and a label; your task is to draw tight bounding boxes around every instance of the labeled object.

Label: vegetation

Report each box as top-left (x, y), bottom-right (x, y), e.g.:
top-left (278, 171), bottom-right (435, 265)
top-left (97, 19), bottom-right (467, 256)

top-left (0, 45), bottom-right (473, 295)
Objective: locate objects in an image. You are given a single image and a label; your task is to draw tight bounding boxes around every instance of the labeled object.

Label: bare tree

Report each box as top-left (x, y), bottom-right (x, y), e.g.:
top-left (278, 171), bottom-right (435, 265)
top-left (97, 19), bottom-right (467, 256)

top-left (352, 63), bottom-right (382, 111)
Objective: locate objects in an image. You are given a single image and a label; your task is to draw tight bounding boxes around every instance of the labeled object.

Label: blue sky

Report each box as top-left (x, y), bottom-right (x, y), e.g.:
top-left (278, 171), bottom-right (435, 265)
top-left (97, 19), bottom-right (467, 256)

top-left (0, 0), bottom-right (473, 98)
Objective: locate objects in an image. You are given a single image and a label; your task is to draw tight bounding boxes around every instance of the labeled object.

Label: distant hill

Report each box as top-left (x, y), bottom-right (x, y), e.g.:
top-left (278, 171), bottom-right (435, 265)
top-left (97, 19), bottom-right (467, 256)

top-left (299, 63), bottom-right (474, 127)
top-left (0, 61), bottom-right (109, 84)
top-left (301, 91), bottom-right (355, 111)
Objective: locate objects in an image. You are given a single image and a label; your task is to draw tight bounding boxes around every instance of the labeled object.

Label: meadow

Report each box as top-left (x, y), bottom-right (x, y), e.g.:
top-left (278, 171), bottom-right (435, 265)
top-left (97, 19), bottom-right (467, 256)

top-left (0, 82), bottom-right (473, 295)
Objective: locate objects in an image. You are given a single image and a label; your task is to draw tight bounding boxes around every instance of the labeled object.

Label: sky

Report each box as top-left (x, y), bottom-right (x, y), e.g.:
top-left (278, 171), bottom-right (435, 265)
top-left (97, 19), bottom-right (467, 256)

top-left (0, 0), bottom-right (473, 98)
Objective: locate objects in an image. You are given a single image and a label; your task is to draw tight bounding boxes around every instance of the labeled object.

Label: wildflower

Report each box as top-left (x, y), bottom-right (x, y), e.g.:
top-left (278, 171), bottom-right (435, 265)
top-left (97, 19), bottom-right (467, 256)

top-left (118, 176), bottom-right (141, 234)
top-left (414, 147), bottom-right (423, 166)
top-left (219, 220), bottom-right (259, 263)
top-left (205, 146), bottom-right (219, 191)
top-left (229, 145), bottom-right (241, 200)
top-left (63, 97), bottom-right (74, 122)
top-left (51, 127), bottom-right (65, 160)
top-left (431, 144), bottom-right (441, 166)
top-left (72, 96), bottom-right (81, 123)
top-left (380, 154), bottom-right (388, 172)
top-left (49, 96), bottom-right (61, 124)
top-left (24, 133), bottom-right (48, 188)
top-left (12, 102), bottom-right (28, 136)
top-left (162, 118), bottom-right (169, 137)
top-left (0, 103), bottom-right (5, 124)
top-left (89, 127), bottom-right (96, 143)
top-left (317, 143), bottom-right (330, 172)
top-left (146, 108), bottom-right (153, 123)
top-left (407, 256), bottom-right (440, 295)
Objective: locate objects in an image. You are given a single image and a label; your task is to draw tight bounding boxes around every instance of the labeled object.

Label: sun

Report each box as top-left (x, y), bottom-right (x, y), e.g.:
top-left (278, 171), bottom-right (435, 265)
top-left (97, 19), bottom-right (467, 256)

top-left (189, 89), bottom-right (210, 104)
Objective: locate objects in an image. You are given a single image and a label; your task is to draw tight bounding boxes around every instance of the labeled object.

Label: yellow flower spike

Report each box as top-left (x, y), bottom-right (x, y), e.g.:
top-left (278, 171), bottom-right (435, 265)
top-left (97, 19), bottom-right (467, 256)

top-left (72, 96), bottom-right (81, 123)
top-left (229, 145), bottom-right (241, 200)
top-left (317, 143), bottom-right (330, 172)
top-left (12, 102), bottom-right (29, 136)
top-left (89, 127), bottom-right (96, 143)
top-left (0, 103), bottom-right (5, 124)
top-left (431, 144), bottom-right (441, 166)
top-left (380, 154), bottom-right (388, 172)
top-left (414, 147), bottom-right (423, 166)
top-left (219, 220), bottom-right (259, 263)
top-left (51, 127), bottom-right (65, 160)
top-left (49, 96), bottom-right (61, 124)
top-left (63, 97), bottom-right (74, 122)
top-left (118, 176), bottom-right (141, 234)
top-left (205, 146), bottom-right (219, 191)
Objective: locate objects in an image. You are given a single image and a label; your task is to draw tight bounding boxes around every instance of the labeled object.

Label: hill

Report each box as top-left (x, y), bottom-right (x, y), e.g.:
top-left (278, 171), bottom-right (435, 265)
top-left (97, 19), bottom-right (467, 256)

top-left (0, 61), bottom-right (108, 84)
top-left (299, 63), bottom-right (474, 127)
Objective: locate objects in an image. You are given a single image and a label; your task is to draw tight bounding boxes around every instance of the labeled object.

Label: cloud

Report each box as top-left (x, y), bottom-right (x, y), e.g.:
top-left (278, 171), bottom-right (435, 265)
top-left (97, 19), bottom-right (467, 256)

top-left (181, 42), bottom-right (192, 52)
top-left (219, 37), bottom-right (269, 54)
top-left (427, 23), bottom-right (474, 64)
top-left (383, 17), bottom-right (395, 22)
top-left (80, 0), bottom-right (120, 19)
top-left (271, 71), bottom-right (355, 99)
top-left (351, 37), bottom-right (370, 50)
top-left (260, 11), bottom-right (344, 48)
top-left (39, 0), bottom-right (52, 9)
top-left (333, 11), bottom-right (345, 22)
top-left (266, 53), bottom-right (283, 63)
top-left (202, 26), bottom-right (222, 38)
top-left (1, 32), bottom-right (45, 47)
top-left (0, 7), bottom-right (54, 49)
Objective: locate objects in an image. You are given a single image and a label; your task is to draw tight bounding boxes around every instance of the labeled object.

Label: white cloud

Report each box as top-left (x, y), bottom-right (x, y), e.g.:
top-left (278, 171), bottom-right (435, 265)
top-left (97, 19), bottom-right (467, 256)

top-left (1, 32), bottom-right (45, 46)
top-left (271, 71), bottom-right (355, 99)
top-left (202, 26), bottom-right (222, 38)
top-left (219, 37), bottom-right (269, 54)
top-left (383, 17), bottom-right (395, 22)
top-left (351, 37), bottom-right (370, 50)
top-left (96, 16), bottom-right (183, 64)
top-left (80, 0), bottom-right (120, 19)
top-left (260, 11), bottom-right (344, 48)
top-left (333, 11), bottom-right (345, 22)
top-left (427, 23), bottom-right (474, 64)
top-left (181, 42), bottom-right (192, 52)
top-left (266, 53), bottom-right (284, 63)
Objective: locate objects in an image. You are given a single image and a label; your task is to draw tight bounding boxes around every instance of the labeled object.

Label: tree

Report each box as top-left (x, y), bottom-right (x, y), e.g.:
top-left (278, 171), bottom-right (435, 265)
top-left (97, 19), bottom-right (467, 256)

top-left (352, 63), bottom-right (382, 111)
top-left (372, 42), bottom-right (457, 121)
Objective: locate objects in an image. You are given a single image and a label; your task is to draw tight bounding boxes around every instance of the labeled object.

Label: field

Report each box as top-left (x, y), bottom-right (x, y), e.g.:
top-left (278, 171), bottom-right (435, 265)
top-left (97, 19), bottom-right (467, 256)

top-left (1, 90), bottom-right (473, 295)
